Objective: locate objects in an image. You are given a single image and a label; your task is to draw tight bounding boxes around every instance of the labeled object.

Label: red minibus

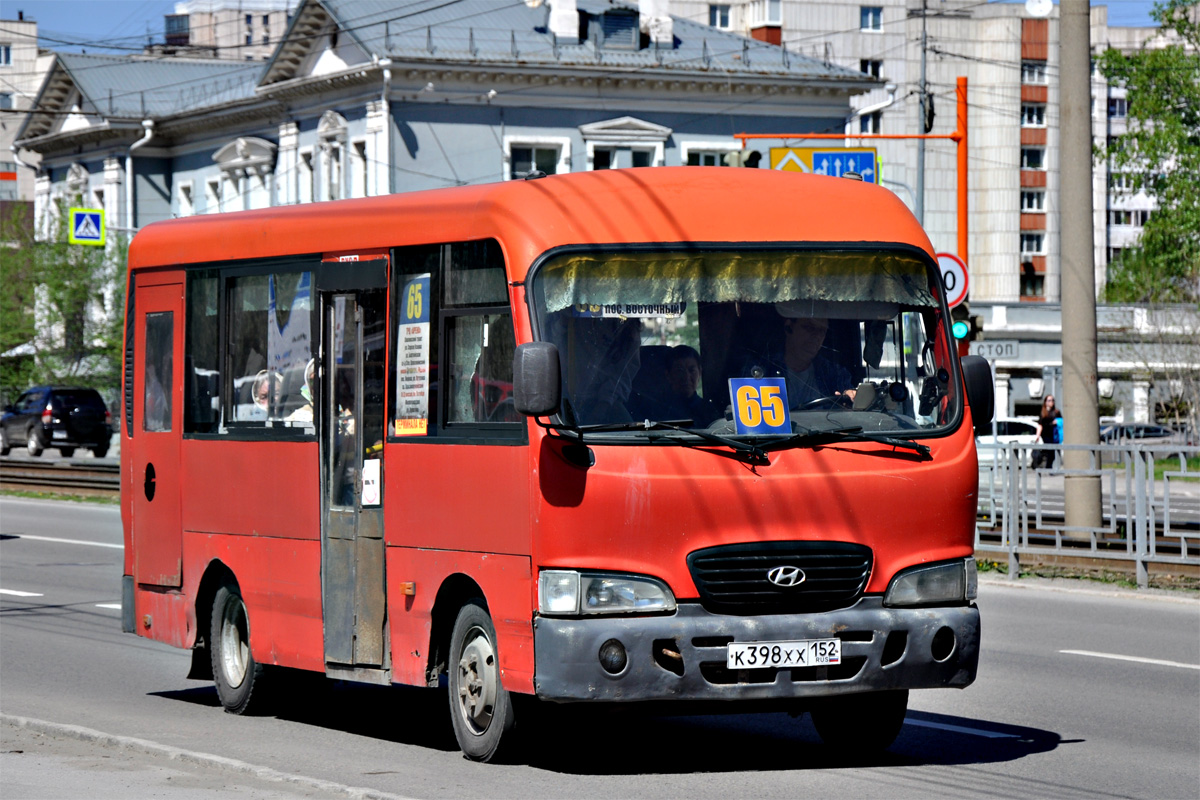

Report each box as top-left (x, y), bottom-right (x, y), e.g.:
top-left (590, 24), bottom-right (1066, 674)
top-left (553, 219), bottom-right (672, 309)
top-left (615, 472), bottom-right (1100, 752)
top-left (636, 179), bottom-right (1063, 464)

top-left (122, 167), bottom-right (993, 761)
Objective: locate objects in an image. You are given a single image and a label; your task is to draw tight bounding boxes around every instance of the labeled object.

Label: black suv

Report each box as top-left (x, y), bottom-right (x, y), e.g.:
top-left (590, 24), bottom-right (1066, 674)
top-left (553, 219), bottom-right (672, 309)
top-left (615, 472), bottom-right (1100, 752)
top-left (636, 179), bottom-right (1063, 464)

top-left (1, 386), bottom-right (113, 458)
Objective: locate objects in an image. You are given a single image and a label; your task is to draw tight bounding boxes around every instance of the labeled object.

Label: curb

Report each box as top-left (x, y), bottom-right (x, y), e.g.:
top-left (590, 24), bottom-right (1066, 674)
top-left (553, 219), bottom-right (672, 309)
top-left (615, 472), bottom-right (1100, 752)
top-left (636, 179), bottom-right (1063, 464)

top-left (977, 574), bottom-right (1200, 604)
top-left (1, 714), bottom-right (415, 800)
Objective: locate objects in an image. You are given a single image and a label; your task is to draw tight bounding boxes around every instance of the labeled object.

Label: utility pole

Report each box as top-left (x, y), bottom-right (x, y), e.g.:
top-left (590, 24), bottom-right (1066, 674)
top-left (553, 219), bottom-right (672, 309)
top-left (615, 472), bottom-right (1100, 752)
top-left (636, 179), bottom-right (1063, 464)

top-left (1059, 0), bottom-right (1102, 529)
top-left (915, 0), bottom-right (928, 225)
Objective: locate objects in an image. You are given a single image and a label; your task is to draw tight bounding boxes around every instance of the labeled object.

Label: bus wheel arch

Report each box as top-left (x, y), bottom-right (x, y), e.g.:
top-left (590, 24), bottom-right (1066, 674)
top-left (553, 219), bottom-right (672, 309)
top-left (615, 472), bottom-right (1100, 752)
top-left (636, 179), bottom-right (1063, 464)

top-left (426, 574), bottom-right (487, 686)
top-left (206, 568), bottom-right (268, 715)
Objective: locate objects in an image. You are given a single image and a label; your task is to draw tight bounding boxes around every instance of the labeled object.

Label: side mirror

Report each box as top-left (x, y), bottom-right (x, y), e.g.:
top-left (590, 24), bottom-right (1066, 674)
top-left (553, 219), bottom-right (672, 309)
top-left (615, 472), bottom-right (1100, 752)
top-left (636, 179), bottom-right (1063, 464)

top-left (513, 342), bottom-right (561, 417)
top-left (2, 404), bottom-right (13, 413)
top-left (960, 355), bottom-right (994, 435)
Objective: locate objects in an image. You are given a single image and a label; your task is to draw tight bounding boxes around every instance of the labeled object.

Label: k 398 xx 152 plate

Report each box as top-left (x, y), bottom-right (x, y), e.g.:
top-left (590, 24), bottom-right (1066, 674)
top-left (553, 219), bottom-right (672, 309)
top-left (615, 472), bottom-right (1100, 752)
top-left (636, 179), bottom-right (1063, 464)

top-left (727, 638), bottom-right (841, 669)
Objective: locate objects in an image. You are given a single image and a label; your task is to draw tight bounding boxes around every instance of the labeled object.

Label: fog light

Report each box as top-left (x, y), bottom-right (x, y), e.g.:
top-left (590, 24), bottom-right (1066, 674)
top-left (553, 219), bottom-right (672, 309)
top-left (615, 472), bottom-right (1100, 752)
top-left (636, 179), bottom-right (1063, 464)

top-left (931, 626), bottom-right (956, 662)
top-left (598, 639), bottom-right (627, 674)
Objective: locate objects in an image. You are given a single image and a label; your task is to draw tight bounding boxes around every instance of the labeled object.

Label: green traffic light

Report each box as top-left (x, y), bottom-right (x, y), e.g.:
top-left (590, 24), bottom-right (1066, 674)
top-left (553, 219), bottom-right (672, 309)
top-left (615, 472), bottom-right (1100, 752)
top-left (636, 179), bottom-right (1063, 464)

top-left (952, 320), bottom-right (971, 339)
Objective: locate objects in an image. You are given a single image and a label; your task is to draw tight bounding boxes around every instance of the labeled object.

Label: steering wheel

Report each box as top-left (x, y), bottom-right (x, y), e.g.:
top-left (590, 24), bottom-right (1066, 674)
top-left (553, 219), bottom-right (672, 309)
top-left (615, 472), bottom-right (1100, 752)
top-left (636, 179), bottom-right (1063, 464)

top-left (798, 393), bottom-right (854, 411)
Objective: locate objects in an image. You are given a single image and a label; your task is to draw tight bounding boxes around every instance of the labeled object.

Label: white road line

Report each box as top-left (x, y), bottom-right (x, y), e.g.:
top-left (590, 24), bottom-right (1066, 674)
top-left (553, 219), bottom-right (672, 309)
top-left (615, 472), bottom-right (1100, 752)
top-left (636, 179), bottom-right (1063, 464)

top-left (0, 588), bottom-right (44, 597)
top-left (6, 533), bottom-right (122, 549)
top-left (95, 603), bottom-right (121, 610)
top-left (904, 719), bottom-right (1019, 739)
top-left (1060, 649), bottom-right (1200, 671)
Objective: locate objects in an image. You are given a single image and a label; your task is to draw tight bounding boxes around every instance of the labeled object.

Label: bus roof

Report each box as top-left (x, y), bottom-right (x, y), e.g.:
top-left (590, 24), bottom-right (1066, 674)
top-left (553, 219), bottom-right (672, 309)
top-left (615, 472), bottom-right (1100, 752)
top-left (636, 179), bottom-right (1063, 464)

top-left (128, 168), bottom-right (934, 281)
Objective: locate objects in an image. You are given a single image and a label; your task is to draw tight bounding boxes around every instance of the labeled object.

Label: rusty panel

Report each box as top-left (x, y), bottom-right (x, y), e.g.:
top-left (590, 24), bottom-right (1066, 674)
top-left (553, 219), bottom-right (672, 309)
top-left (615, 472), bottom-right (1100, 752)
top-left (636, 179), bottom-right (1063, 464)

top-left (1021, 170), bottom-right (1048, 188)
top-left (1021, 127), bottom-right (1047, 146)
top-left (353, 519), bottom-right (387, 666)
top-left (386, 548), bottom-right (535, 694)
top-left (1022, 19), bottom-right (1048, 59)
top-left (1022, 84), bottom-right (1048, 103)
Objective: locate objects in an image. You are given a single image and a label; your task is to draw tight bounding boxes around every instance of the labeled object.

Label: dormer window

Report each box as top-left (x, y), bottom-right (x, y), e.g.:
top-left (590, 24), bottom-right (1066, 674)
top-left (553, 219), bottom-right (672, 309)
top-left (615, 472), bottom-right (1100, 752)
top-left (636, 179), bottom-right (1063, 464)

top-left (597, 11), bottom-right (639, 49)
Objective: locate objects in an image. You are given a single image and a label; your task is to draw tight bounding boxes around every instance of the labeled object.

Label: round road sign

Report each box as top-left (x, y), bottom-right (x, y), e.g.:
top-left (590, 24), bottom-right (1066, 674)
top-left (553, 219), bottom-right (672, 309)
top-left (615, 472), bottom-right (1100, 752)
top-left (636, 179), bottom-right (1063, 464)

top-left (936, 252), bottom-right (969, 308)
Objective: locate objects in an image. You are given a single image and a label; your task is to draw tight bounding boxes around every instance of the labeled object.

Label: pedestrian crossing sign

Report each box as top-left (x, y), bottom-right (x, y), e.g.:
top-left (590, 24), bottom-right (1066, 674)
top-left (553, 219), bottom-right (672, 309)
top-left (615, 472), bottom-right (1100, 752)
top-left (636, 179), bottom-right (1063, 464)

top-left (68, 208), bottom-right (105, 246)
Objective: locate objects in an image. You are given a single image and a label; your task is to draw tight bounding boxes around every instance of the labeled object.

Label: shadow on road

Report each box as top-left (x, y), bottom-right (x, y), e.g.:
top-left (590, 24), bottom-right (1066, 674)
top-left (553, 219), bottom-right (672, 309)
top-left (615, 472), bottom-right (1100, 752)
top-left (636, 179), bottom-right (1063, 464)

top-left (152, 677), bottom-right (1069, 772)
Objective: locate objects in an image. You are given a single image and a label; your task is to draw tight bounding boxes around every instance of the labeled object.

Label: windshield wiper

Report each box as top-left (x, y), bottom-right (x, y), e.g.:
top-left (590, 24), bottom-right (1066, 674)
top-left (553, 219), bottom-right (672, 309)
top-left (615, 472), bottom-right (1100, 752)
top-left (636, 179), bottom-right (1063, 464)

top-left (560, 419), bottom-right (771, 465)
top-left (762, 426), bottom-right (931, 458)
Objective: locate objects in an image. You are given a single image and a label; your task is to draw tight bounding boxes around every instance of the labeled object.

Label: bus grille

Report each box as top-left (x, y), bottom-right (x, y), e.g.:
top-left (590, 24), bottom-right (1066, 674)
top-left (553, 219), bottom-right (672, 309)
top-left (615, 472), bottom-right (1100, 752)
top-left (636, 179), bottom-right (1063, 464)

top-left (686, 541), bottom-right (873, 615)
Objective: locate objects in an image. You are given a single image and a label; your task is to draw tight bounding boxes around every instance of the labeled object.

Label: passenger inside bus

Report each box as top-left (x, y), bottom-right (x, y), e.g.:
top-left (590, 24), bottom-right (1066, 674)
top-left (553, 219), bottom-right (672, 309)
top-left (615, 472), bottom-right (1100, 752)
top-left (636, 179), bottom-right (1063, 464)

top-left (551, 313), bottom-right (642, 425)
top-left (653, 345), bottom-right (721, 426)
top-left (284, 359), bottom-right (316, 424)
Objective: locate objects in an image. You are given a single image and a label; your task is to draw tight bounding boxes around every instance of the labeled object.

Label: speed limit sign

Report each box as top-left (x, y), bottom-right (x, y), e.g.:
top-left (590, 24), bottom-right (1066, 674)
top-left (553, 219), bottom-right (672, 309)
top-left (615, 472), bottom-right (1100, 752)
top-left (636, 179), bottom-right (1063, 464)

top-left (936, 252), bottom-right (969, 308)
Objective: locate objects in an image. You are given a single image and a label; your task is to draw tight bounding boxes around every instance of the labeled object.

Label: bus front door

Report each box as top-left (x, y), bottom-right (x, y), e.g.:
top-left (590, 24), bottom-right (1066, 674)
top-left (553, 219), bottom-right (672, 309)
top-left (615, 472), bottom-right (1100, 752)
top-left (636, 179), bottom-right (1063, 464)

top-left (321, 290), bottom-right (388, 671)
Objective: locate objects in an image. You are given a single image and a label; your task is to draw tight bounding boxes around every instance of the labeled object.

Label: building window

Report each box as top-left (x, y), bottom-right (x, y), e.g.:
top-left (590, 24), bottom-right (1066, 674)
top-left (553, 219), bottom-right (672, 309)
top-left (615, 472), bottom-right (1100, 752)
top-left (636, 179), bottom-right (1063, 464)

top-left (709, 4), bottom-right (731, 28)
top-left (859, 110), bottom-right (882, 134)
top-left (1020, 190), bottom-right (1045, 211)
top-left (0, 92), bottom-right (12, 109)
top-left (245, 13), bottom-right (253, 26)
top-left (1020, 268), bottom-right (1045, 297)
top-left (860, 6), bottom-right (882, 31)
top-left (1021, 104), bottom-right (1046, 127)
top-left (1021, 61), bottom-right (1047, 84)
top-left (1109, 210), bottom-right (1132, 225)
top-left (299, 150), bottom-right (314, 204)
top-left (245, 32), bottom-right (253, 45)
top-left (352, 140), bottom-right (368, 198)
top-left (1021, 148), bottom-right (1045, 170)
top-left (1109, 172), bottom-right (1133, 192)
top-left (205, 178), bottom-right (222, 214)
top-left (0, 44), bottom-right (11, 67)
top-left (687, 151), bottom-right (725, 166)
top-left (511, 145), bottom-right (560, 177)
top-left (179, 182), bottom-right (194, 217)
top-left (860, 59), bottom-right (882, 77)
top-left (1108, 97), bottom-right (1128, 118)
top-left (1020, 233), bottom-right (1045, 255)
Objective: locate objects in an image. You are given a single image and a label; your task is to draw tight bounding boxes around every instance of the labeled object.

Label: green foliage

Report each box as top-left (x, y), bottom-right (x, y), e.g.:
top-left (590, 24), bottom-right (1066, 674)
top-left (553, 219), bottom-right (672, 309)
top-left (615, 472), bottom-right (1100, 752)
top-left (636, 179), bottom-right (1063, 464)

top-left (0, 199), bottom-right (128, 404)
top-left (1099, 0), bottom-right (1200, 304)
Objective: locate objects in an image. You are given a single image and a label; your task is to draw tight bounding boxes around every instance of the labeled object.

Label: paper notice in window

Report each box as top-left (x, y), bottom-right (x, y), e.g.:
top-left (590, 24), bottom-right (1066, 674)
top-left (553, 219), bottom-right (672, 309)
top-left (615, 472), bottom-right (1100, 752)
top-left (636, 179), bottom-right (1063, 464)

top-left (361, 458), bottom-right (381, 506)
top-left (395, 273), bottom-right (431, 436)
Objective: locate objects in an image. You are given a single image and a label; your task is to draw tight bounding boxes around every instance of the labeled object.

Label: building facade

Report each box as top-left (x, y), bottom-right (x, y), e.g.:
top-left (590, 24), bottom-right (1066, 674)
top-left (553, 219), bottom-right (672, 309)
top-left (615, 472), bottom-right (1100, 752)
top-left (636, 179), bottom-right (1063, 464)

top-left (2, 14), bottom-right (52, 204)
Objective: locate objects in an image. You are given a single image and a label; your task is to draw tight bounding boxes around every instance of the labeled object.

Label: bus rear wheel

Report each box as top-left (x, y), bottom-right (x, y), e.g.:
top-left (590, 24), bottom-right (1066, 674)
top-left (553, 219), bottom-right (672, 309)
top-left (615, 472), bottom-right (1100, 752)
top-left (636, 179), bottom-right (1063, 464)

top-left (810, 689), bottom-right (908, 752)
top-left (448, 599), bottom-right (514, 762)
top-left (210, 584), bottom-right (265, 715)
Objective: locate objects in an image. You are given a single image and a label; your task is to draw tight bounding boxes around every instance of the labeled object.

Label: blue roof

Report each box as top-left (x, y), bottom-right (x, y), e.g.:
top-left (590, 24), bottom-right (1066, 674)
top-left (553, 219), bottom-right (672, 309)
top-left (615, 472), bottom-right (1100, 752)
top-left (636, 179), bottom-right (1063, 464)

top-left (317, 0), bottom-right (866, 82)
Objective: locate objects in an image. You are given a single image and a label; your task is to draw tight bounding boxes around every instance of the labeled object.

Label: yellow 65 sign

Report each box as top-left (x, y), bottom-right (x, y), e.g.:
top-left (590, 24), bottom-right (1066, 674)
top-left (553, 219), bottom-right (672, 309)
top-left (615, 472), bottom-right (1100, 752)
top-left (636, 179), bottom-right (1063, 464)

top-left (729, 378), bottom-right (791, 435)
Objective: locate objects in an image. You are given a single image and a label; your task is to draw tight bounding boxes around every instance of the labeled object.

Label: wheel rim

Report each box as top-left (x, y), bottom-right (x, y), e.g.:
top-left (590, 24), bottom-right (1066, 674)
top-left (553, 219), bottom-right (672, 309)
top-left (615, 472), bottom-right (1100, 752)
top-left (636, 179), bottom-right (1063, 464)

top-left (456, 625), bottom-right (498, 736)
top-left (218, 597), bottom-right (250, 689)
top-left (26, 431), bottom-right (39, 454)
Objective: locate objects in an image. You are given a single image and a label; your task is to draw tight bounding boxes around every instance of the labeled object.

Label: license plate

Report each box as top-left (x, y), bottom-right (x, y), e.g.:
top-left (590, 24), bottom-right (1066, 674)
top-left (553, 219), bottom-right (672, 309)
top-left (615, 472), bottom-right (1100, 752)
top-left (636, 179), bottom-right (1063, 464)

top-left (727, 638), bottom-right (841, 669)
top-left (52, 430), bottom-right (67, 439)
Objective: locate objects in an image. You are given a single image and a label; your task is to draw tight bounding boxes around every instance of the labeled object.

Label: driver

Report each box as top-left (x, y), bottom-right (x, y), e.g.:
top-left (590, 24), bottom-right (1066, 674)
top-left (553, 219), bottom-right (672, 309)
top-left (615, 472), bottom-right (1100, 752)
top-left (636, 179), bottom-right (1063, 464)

top-left (778, 312), bottom-right (855, 408)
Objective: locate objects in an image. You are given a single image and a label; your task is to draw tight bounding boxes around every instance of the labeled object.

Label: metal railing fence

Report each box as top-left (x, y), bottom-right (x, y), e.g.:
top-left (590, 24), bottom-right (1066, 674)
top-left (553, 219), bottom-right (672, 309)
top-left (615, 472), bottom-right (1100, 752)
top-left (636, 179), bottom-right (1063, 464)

top-left (975, 441), bottom-right (1200, 588)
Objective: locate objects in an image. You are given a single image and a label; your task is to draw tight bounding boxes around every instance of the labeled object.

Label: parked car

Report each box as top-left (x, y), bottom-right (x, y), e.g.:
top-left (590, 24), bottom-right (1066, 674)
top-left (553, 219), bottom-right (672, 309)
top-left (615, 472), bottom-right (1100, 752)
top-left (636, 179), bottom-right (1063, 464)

top-left (1099, 423), bottom-right (1174, 443)
top-left (975, 416), bottom-right (1040, 447)
top-left (0, 386), bottom-right (113, 458)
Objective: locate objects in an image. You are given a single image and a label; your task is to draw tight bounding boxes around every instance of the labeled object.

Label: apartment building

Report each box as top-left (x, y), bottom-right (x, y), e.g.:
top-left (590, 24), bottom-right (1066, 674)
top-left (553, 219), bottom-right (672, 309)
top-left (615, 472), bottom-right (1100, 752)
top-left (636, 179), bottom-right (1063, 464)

top-left (160, 0), bottom-right (299, 60)
top-left (1, 14), bottom-right (53, 204)
top-left (674, 0), bottom-right (1172, 306)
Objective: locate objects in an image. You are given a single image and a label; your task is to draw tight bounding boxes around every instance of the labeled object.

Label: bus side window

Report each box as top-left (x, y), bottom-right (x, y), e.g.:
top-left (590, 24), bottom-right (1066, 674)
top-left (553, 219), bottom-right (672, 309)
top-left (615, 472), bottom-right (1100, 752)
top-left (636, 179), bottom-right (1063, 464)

top-left (185, 273), bottom-right (220, 433)
top-left (144, 312), bottom-right (174, 432)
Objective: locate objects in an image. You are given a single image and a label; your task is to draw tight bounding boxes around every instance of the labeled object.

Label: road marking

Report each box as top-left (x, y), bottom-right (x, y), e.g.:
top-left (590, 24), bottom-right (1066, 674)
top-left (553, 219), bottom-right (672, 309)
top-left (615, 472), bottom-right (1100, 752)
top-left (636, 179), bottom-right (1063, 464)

top-left (6, 534), bottom-right (122, 549)
top-left (0, 588), bottom-right (44, 597)
top-left (95, 603), bottom-right (121, 609)
top-left (1060, 649), bottom-right (1200, 671)
top-left (904, 719), bottom-right (1019, 739)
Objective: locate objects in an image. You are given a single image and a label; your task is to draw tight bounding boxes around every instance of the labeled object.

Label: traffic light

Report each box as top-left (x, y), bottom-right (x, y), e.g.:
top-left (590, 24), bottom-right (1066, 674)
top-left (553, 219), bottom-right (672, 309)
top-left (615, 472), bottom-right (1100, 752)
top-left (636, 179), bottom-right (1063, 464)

top-left (951, 302), bottom-right (971, 340)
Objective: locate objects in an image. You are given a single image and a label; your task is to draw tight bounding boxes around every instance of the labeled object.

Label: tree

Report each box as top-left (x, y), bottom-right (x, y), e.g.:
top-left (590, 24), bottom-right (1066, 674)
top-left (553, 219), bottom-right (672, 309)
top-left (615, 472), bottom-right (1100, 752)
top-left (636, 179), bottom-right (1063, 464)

top-left (1099, 0), bottom-right (1200, 305)
top-left (0, 198), bottom-right (128, 404)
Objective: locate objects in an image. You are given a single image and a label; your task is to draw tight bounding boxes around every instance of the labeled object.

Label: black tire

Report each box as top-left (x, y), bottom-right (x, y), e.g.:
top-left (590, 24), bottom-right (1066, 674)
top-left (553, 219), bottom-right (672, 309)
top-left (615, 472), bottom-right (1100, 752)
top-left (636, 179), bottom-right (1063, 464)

top-left (447, 599), bottom-right (515, 762)
top-left (92, 443), bottom-right (109, 459)
top-left (58, 446), bottom-right (75, 458)
top-left (26, 427), bottom-right (43, 457)
top-left (0, 426), bottom-right (10, 456)
top-left (810, 690), bottom-right (908, 752)
top-left (210, 584), bottom-right (266, 715)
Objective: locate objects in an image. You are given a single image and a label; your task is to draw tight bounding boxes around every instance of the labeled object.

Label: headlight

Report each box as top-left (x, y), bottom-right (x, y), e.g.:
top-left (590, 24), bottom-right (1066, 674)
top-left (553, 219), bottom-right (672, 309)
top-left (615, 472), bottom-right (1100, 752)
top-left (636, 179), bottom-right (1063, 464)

top-left (538, 570), bottom-right (676, 616)
top-left (884, 558), bottom-right (977, 607)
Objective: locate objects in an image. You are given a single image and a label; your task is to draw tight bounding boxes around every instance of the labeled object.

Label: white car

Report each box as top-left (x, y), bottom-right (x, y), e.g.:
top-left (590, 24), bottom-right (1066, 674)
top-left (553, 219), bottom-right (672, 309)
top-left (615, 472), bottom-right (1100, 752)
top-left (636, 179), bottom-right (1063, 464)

top-left (975, 416), bottom-right (1040, 447)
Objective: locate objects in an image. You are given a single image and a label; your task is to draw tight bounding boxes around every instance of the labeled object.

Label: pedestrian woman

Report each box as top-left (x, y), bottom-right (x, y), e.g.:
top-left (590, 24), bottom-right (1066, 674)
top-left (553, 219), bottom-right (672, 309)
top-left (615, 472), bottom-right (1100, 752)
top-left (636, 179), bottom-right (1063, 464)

top-left (1033, 394), bottom-right (1062, 468)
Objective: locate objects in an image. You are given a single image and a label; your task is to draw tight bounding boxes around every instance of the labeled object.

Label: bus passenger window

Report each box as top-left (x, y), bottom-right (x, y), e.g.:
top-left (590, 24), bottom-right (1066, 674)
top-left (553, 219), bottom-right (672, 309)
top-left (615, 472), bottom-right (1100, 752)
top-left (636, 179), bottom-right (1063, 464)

top-left (185, 274), bottom-right (219, 433)
top-left (447, 312), bottom-right (517, 424)
top-left (144, 312), bottom-right (173, 432)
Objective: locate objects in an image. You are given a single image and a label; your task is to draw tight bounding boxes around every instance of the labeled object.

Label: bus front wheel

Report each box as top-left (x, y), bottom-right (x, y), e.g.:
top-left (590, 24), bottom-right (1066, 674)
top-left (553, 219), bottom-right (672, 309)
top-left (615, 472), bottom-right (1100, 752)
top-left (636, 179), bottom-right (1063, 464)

top-left (447, 599), bottom-right (514, 762)
top-left (810, 689), bottom-right (908, 752)
top-left (210, 584), bottom-right (265, 715)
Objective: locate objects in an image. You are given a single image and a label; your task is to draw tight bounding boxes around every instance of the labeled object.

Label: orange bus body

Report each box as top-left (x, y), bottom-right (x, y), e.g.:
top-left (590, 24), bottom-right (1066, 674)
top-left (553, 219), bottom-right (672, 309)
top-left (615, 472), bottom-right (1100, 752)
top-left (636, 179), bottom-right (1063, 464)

top-left (122, 168), bottom-right (987, 759)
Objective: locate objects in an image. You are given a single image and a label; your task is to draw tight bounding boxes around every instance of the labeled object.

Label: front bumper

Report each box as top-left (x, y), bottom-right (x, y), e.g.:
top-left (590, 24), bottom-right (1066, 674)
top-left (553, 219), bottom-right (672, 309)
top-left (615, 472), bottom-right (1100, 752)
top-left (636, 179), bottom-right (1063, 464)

top-left (533, 598), bottom-right (979, 703)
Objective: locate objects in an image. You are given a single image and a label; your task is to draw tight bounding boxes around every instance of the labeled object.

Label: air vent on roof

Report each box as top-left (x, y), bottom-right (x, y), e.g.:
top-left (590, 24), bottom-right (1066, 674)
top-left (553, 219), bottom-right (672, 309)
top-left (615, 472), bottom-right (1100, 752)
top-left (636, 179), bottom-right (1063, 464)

top-left (598, 10), bottom-right (639, 50)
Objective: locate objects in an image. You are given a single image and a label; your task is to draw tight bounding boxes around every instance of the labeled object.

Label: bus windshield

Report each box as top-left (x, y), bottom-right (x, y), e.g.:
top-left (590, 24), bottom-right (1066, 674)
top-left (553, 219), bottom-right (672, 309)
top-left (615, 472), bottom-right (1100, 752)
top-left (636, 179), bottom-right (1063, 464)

top-left (529, 248), bottom-right (960, 437)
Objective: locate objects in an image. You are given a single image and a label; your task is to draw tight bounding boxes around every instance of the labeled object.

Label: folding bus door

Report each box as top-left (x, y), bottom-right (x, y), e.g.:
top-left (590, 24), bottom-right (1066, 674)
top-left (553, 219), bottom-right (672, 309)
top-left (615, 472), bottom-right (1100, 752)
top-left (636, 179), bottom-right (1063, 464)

top-left (320, 289), bottom-right (388, 670)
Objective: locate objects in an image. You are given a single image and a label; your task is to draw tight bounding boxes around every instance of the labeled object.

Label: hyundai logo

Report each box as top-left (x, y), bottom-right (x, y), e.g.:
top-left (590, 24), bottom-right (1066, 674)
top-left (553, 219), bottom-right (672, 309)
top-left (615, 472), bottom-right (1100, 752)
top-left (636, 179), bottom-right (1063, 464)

top-left (767, 565), bottom-right (806, 588)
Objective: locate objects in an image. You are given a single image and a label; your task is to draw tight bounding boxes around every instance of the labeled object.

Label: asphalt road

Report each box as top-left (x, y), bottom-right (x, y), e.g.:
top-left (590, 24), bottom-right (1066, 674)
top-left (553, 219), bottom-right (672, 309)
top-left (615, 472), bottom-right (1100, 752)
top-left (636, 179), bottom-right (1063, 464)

top-left (1, 496), bottom-right (1198, 799)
